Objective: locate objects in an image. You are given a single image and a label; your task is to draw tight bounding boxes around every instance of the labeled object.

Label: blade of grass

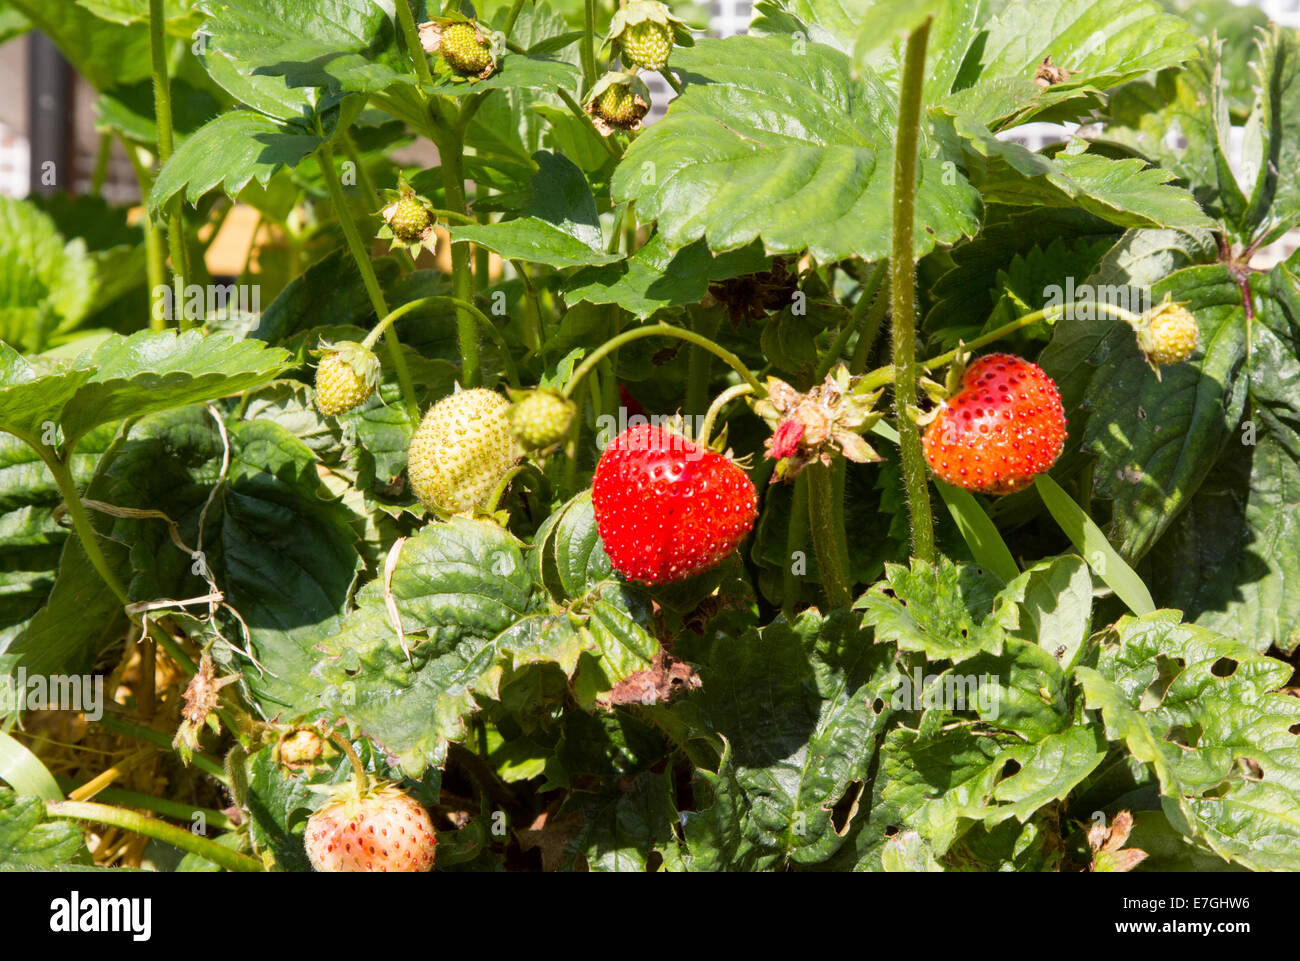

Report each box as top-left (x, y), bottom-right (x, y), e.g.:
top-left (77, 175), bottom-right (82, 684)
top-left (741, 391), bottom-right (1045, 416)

top-left (0, 731), bottom-right (64, 800)
top-left (933, 480), bottom-right (1020, 585)
top-left (1034, 474), bottom-right (1155, 615)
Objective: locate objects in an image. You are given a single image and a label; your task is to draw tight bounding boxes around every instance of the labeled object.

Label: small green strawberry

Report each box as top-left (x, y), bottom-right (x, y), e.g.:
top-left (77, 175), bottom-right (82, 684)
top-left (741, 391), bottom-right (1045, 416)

top-left (623, 20), bottom-right (672, 70)
top-left (389, 195), bottom-right (431, 244)
top-left (509, 389), bottom-right (576, 451)
top-left (408, 388), bottom-right (516, 514)
top-left (314, 341), bottom-right (381, 417)
top-left (607, 1), bottom-right (692, 72)
top-left (1136, 295), bottom-right (1198, 370)
top-left (585, 72), bottom-right (651, 135)
top-left (419, 18), bottom-right (500, 80)
top-left (377, 176), bottom-right (438, 257)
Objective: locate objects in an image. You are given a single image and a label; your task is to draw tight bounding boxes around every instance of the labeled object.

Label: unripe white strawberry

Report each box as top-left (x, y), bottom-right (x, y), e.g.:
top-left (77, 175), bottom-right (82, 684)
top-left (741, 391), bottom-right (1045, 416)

top-left (305, 780), bottom-right (437, 873)
top-left (407, 388), bottom-right (515, 514)
top-left (1137, 298), bottom-right (1198, 367)
top-left (509, 389), bottom-right (576, 451)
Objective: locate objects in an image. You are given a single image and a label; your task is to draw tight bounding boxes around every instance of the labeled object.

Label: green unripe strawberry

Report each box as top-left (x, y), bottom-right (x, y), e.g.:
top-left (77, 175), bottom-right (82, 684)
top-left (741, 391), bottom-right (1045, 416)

top-left (509, 390), bottom-right (576, 450)
top-left (441, 22), bottom-right (493, 76)
top-left (315, 342), bottom-right (381, 417)
top-left (622, 19), bottom-right (673, 70)
top-left (596, 83), bottom-right (643, 126)
top-left (388, 195), bottom-right (431, 244)
top-left (408, 388), bottom-right (515, 514)
top-left (1138, 300), bottom-right (1198, 367)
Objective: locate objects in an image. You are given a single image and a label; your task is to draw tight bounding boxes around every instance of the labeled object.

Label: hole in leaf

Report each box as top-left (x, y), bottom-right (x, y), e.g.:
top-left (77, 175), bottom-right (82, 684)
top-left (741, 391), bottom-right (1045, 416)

top-left (884, 825), bottom-right (899, 838)
top-left (645, 850), bottom-right (663, 873)
top-left (1211, 657), bottom-right (1238, 678)
top-left (1165, 723), bottom-right (1201, 748)
top-left (1289, 724), bottom-right (1300, 736)
top-left (871, 697), bottom-right (886, 715)
top-left (1139, 655), bottom-right (1183, 709)
top-left (830, 781), bottom-right (864, 836)
top-left (998, 759), bottom-right (1021, 781)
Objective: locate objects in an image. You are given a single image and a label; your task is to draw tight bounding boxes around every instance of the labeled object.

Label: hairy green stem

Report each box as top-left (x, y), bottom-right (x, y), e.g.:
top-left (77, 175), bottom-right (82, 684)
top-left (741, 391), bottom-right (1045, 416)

top-left (148, 0), bottom-right (189, 330)
top-left (890, 17), bottom-right (935, 563)
top-left (581, 0), bottom-right (598, 87)
top-left (805, 461), bottom-right (852, 608)
top-left (318, 142), bottom-right (420, 422)
top-left (854, 299), bottom-right (1141, 394)
top-left (124, 143), bottom-right (169, 330)
top-left (90, 133), bottom-right (112, 197)
top-left (562, 322), bottom-right (765, 401)
top-left (783, 473), bottom-right (809, 619)
top-left (47, 800), bottom-right (262, 871)
top-left (433, 115), bottom-right (482, 388)
top-left (394, 0), bottom-right (435, 88)
top-left (342, 133), bottom-right (415, 275)
top-left (362, 295), bottom-right (520, 387)
top-left (685, 309), bottom-right (720, 420)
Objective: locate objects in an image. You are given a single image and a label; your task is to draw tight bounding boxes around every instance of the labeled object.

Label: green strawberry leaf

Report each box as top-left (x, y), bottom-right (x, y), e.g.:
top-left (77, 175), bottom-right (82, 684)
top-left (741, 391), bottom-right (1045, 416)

top-left (1078, 610), bottom-right (1300, 871)
top-left (0, 196), bottom-right (98, 354)
top-left (559, 769), bottom-right (681, 871)
top-left (0, 425), bottom-right (118, 645)
top-left (565, 235), bottom-right (769, 319)
top-left (1147, 263), bottom-right (1300, 653)
top-left (452, 151), bottom-right (621, 268)
top-left (196, 0), bottom-right (409, 119)
top-left (666, 609), bottom-right (899, 869)
top-left (856, 556), bottom-right (1005, 663)
top-left (995, 555), bottom-right (1094, 670)
top-left (611, 35), bottom-right (983, 262)
top-left (313, 518), bottom-right (536, 775)
top-left (945, 113), bottom-right (1215, 231)
top-left (2, 0), bottom-right (150, 91)
top-left (1241, 26), bottom-right (1300, 242)
top-left (0, 788), bottom-right (91, 869)
top-left (0, 329), bottom-right (290, 449)
top-left (149, 111), bottom-right (323, 213)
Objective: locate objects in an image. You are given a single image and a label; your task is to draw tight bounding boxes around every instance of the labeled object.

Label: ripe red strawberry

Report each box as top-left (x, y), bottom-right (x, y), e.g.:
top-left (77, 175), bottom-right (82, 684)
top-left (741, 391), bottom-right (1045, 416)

top-left (305, 781), bottom-right (437, 872)
top-left (592, 424), bottom-right (758, 584)
top-left (921, 353), bottom-right (1066, 496)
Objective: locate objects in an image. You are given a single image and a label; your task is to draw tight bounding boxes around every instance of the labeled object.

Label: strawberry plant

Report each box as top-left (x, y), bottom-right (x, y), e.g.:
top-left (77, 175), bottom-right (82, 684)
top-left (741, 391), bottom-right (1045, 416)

top-left (0, 0), bottom-right (1298, 877)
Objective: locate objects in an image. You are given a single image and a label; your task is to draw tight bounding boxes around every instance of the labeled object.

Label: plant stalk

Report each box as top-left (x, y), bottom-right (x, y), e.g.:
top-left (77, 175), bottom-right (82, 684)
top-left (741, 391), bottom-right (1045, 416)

top-left (433, 115), bottom-right (482, 387)
top-left (562, 322), bottom-right (765, 401)
top-left (317, 142), bottom-right (420, 422)
top-left (46, 800), bottom-right (263, 872)
top-left (148, 0), bottom-right (189, 330)
top-left (890, 16), bottom-right (935, 563)
top-left (805, 461), bottom-right (852, 608)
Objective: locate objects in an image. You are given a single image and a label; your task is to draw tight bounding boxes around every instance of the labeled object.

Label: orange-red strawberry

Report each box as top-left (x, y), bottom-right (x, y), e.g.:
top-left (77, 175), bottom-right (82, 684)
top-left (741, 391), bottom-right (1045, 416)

top-left (304, 781), bottom-right (437, 872)
top-left (921, 353), bottom-right (1066, 496)
top-left (592, 424), bottom-right (757, 584)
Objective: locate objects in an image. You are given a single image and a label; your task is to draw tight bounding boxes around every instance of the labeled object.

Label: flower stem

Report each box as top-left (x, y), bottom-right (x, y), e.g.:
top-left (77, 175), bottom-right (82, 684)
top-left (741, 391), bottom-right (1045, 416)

top-left (361, 295), bottom-right (520, 388)
top-left (820, 259), bottom-right (886, 380)
top-left (805, 461), bottom-right (851, 608)
top-left (322, 727), bottom-right (368, 793)
top-left (148, 0), bottom-right (189, 330)
top-left (890, 16), bottom-right (935, 563)
top-left (685, 308), bottom-right (719, 420)
top-left (581, 0), bottom-right (598, 87)
top-left (698, 383), bottom-right (755, 446)
top-left (394, 0), bottom-right (435, 88)
top-left (782, 472), bottom-right (809, 619)
top-left (853, 299), bottom-right (1142, 394)
top-left (46, 800), bottom-right (263, 872)
top-left (562, 322), bottom-right (765, 401)
top-left (317, 142), bottom-right (420, 423)
top-left (433, 112), bottom-right (482, 388)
